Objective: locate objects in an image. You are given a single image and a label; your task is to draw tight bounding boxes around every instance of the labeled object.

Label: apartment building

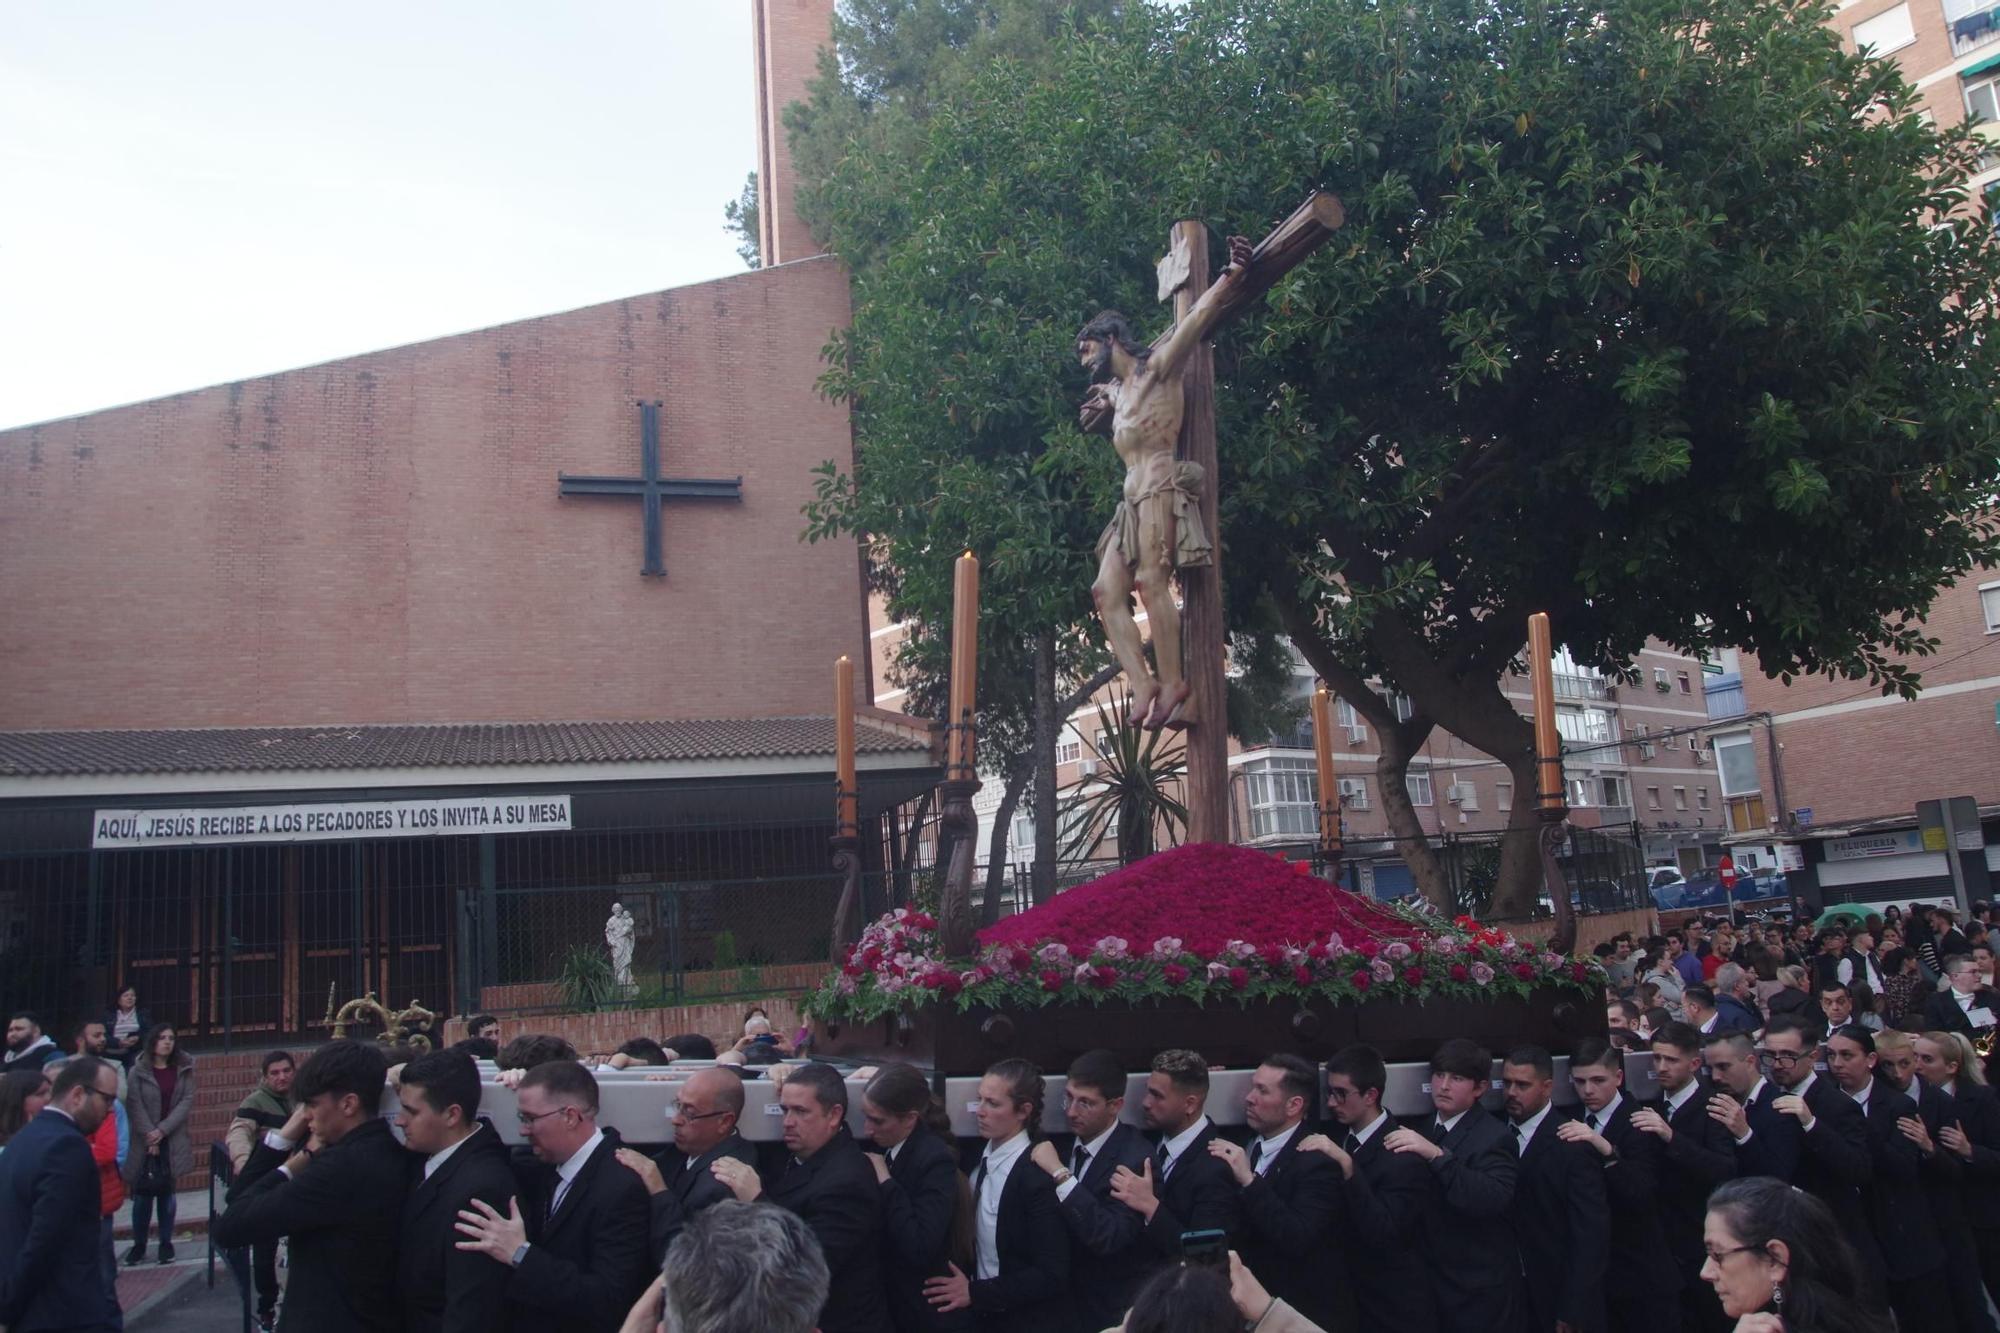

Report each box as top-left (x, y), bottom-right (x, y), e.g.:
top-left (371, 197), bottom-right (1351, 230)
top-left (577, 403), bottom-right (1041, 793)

top-left (1840, 0), bottom-right (2000, 217)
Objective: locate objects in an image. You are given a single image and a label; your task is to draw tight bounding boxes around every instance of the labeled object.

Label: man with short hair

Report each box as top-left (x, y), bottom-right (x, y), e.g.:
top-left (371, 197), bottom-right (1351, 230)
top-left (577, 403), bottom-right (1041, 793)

top-left (222, 1049), bottom-right (294, 1330)
top-left (1302, 1045), bottom-right (1436, 1332)
top-left (1108, 1048), bottom-right (1241, 1261)
top-left (395, 1050), bottom-right (516, 1333)
top-left (1560, 1038), bottom-right (1676, 1333)
top-left (1815, 929), bottom-right (1856, 990)
top-left (1029, 1049), bottom-right (1150, 1330)
top-left (1209, 1053), bottom-right (1348, 1332)
top-left (1501, 1046), bottom-right (1608, 1333)
top-left (1671, 932), bottom-right (1704, 987)
top-left (614, 1066), bottom-right (755, 1264)
top-left (1681, 983), bottom-right (1748, 1037)
top-left (1823, 1025), bottom-right (1954, 1332)
top-left (1822, 981), bottom-right (1882, 1035)
top-left (1926, 954), bottom-right (2000, 1051)
top-left (467, 1015), bottom-right (501, 1044)
top-left (1852, 931), bottom-right (1888, 996)
top-left (1606, 1000), bottom-right (1642, 1051)
top-left (0, 1055), bottom-right (122, 1333)
top-left (1383, 1038), bottom-right (1521, 1333)
top-left (4, 1012), bottom-right (57, 1071)
top-left (648, 1201), bottom-right (830, 1333)
top-left (214, 1039), bottom-right (409, 1333)
top-left (453, 1060), bottom-right (652, 1333)
top-left (1631, 1020), bottom-right (1737, 1332)
top-left (58, 1036), bottom-right (127, 1332)
top-left (495, 1034), bottom-right (578, 1072)
top-left (712, 1061), bottom-right (883, 1333)
top-left (1711, 964), bottom-right (1763, 1030)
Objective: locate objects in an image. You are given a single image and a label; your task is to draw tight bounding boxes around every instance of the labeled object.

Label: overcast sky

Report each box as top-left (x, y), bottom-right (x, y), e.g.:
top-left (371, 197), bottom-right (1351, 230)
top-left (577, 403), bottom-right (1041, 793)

top-left (0, 4), bottom-right (756, 431)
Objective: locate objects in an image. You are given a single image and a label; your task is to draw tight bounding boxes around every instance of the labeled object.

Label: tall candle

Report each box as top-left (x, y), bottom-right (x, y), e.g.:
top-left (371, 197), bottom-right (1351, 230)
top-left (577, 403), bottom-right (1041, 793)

top-left (1310, 686), bottom-right (1338, 849)
top-left (949, 551), bottom-right (980, 774)
top-left (1527, 612), bottom-right (1564, 812)
top-left (835, 655), bottom-right (858, 836)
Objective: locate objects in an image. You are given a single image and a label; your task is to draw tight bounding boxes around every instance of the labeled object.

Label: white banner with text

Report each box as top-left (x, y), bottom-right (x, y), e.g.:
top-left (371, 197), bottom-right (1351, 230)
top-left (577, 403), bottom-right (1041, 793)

top-left (91, 795), bottom-right (573, 849)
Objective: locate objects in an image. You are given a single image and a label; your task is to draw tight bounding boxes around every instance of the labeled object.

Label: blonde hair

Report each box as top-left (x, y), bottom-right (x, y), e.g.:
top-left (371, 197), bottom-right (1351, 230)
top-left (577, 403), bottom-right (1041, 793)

top-left (1922, 1030), bottom-right (1989, 1087)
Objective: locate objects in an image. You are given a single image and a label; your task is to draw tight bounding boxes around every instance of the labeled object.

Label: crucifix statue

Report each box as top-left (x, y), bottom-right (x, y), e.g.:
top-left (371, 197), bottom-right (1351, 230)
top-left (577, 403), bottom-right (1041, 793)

top-left (1076, 191), bottom-right (1344, 841)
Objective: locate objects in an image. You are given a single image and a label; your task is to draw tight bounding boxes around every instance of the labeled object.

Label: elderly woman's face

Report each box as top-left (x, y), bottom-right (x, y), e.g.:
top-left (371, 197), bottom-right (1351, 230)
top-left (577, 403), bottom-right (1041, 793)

top-left (1701, 1211), bottom-right (1783, 1318)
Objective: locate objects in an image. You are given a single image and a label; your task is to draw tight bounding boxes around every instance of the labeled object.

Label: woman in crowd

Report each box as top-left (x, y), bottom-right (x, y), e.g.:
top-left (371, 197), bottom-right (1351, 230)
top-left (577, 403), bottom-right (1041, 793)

top-left (1765, 964), bottom-right (1817, 1027)
top-left (103, 986), bottom-right (147, 1067)
top-left (1700, 1176), bottom-right (1891, 1333)
top-left (864, 1061), bottom-right (973, 1333)
top-left (123, 1022), bottom-right (195, 1264)
top-left (923, 1058), bottom-right (1069, 1332)
top-left (1115, 1254), bottom-right (1327, 1333)
top-left (0, 1066), bottom-right (51, 1151)
top-left (1878, 948), bottom-right (1924, 1024)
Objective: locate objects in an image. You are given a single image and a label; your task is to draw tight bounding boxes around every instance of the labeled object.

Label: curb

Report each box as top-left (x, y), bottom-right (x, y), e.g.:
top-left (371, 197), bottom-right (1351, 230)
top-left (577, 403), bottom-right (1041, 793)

top-left (119, 1261), bottom-right (207, 1328)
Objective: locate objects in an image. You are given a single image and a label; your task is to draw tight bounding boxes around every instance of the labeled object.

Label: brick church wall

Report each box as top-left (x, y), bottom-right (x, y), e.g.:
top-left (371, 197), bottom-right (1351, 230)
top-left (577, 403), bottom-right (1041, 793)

top-left (0, 255), bottom-right (863, 729)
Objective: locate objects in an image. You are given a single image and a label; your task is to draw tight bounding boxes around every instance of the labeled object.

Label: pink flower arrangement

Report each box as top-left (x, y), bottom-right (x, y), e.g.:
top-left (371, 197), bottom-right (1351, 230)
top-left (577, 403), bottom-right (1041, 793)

top-left (811, 844), bottom-right (1601, 1023)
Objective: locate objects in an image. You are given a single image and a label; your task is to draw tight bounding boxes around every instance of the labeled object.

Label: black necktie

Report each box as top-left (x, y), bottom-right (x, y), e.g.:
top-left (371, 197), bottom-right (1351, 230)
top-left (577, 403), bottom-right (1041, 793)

top-left (1428, 1119), bottom-right (1448, 1145)
top-left (1071, 1144), bottom-right (1089, 1177)
top-left (1247, 1140), bottom-right (1264, 1171)
top-left (1155, 1142), bottom-right (1171, 1176)
top-left (1343, 1131), bottom-right (1360, 1154)
top-left (972, 1159), bottom-right (987, 1193)
top-left (1586, 1112), bottom-right (1600, 1132)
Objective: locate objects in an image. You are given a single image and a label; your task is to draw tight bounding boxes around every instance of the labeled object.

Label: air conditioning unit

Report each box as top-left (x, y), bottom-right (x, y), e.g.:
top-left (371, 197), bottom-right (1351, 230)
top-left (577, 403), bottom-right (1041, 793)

top-left (1077, 758), bottom-right (1100, 776)
top-left (1344, 726), bottom-right (1367, 745)
top-left (1446, 783), bottom-right (1481, 810)
top-left (1692, 747), bottom-right (1707, 765)
top-left (1639, 742), bottom-right (1655, 760)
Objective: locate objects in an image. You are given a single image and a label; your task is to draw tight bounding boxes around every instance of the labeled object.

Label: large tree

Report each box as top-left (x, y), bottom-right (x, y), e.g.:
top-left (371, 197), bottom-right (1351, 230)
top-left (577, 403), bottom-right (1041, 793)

top-left (795, 0), bottom-right (2000, 916)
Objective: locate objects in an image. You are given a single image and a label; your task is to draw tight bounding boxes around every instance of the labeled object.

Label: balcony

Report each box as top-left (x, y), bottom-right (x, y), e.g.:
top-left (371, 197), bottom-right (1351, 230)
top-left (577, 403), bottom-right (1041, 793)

top-left (1949, 1), bottom-right (2000, 57)
top-left (1553, 672), bottom-right (1608, 701)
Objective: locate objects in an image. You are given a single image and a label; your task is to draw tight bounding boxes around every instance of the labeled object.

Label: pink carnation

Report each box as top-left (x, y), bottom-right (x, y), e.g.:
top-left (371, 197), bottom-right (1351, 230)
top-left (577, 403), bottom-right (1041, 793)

top-left (1449, 963), bottom-right (1470, 983)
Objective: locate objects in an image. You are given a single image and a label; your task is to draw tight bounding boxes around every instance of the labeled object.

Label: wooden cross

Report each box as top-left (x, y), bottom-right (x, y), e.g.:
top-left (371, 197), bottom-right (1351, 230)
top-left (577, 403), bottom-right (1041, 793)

top-left (1151, 192), bottom-right (1345, 844)
top-left (557, 400), bottom-right (743, 578)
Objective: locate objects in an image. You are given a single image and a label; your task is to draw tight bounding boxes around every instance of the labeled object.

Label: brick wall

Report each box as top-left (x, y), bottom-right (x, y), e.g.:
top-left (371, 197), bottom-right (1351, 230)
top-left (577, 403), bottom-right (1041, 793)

top-left (753, 0), bottom-right (835, 266)
top-left (0, 255), bottom-right (860, 730)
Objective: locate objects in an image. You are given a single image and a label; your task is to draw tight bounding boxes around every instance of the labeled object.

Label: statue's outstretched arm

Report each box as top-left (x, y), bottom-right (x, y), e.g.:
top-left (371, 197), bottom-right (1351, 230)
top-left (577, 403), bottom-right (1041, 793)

top-left (1147, 234), bottom-right (1253, 380)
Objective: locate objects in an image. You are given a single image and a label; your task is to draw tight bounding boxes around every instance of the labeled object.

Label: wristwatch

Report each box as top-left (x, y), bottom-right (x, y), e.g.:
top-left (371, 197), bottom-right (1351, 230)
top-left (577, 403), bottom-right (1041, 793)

top-left (510, 1243), bottom-right (531, 1268)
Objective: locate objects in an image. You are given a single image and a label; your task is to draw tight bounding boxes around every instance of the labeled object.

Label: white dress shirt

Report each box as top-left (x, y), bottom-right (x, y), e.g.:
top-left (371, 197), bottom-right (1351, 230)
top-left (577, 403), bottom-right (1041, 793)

top-left (424, 1130), bottom-right (474, 1181)
top-left (550, 1128), bottom-right (604, 1217)
top-left (1733, 1078), bottom-right (1771, 1145)
top-left (1512, 1103), bottom-right (1553, 1155)
top-left (1663, 1080), bottom-right (1702, 1116)
top-left (974, 1131), bottom-right (1031, 1280)
top-left (1056, 1123), bottom-right (1119, 1203)
top-left (1348, 1109), bottom-right (1390, 1149)
top-left (1251, 1123), bottom-right (1300, 1177)
top-left (1583, 1091), bottom-right (1625, 1132)
top-left (1156, 1117), bottom-right (1210, 1180)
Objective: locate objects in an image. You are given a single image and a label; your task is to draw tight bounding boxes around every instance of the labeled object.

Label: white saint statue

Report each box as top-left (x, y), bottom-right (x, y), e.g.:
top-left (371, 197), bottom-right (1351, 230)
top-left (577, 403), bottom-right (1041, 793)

top-left (605, 901), bottom-right (636, 990)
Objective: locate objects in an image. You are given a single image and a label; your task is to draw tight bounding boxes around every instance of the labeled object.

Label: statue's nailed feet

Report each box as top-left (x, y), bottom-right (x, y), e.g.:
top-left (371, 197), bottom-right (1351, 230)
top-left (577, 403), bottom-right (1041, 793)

top-left (1145, 680), bottom-right (1191, 732)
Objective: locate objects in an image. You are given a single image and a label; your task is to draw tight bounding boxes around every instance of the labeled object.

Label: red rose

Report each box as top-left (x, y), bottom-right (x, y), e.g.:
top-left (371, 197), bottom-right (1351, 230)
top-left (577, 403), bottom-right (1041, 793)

top-left (841, 963), bottom-right (862, 978)
top-left (1449, 964), bottom-right (1470, 982)
top-left (938, 972), bottom-right (963, 997)
top-left (1306, 942), bottom-right (1328, 960)
top-left (1227, 966), bottom-right (1249, 990)
top-left (1261, 944), bottom-right (1287, 967)
top-left (1009, 949), bottom-right (1033, 973)
top-left (1293, 965), bottom-right (1314, 986)
top-left (1092, 965), bottom-right (1120, 989)
top-left (1401, 966), bottom-right (1425, 986)
top-left (1571, 962), bottom-right (1589, 982)
top-left (1162, 963), bottom-right (1190, 986)
top-left (1514, 963), bottom-right (1536, 981)
top-left (1040, 971), bottom-right (1066, 993)
top-left (1351, 970), bottom-right (1373, 992)
top-left (1354, 939), bottom-right (1380, 959)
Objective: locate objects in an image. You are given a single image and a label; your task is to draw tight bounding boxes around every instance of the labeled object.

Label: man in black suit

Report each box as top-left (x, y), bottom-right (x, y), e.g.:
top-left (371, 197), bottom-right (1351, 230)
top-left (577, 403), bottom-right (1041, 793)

top-left (1823, 1025), bottom-right (1957, 1332)
top-left (394, 1049), bottom-right (516, 1333)
top-left (1208, 1053), bottom-right (1350, 1333)
top-left (215, 1039), bottom-right (409, 1333)
top-left (1108, 1048), bottom-right (1241, 1263)
top-left (714, 1060), bottom-right (886, 1333)
top-left (1382, 1037), bottom-right (1522, 1333)
top-left (1561, 1038), bottom-right (1675, 1333)
top-left (1718, 1017), bottom-right (1880, 1300)
top-left (1629, 1021), bottom-right (1737, 1333)
top-left (1927, 954), bottom-right (2000, 1056)
top-left (452, 1059), bottom-right (652, 1333)
top-left (0, 1056), bottom-right (122, 1333)
top-left (1877, 1029), bottom-right (1998, 1333)
top-left (1029, 1049), bottom-right (1150, 1331)
top-left (1502, 1046), bottom-right (1608, 1333)
top-left (613, 1066), bottom-right (756, 1264)
top-left (1303, 1044), bottom-right (1436, 1333)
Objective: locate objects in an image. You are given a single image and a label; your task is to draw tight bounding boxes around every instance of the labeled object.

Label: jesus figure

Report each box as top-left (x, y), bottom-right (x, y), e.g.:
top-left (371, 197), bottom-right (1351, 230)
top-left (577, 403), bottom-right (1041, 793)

top-left (1076, 234), bottom-right (1252, 731)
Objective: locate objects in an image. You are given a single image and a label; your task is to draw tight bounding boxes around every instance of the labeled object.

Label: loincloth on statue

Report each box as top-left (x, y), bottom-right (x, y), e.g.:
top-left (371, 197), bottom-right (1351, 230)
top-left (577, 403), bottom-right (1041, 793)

top-left (1096, 460), bottom-right (1214, 571)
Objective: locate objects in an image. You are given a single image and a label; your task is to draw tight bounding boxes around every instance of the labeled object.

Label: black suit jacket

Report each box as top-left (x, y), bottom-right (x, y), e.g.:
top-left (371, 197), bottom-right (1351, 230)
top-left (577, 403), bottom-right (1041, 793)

top-left (645, 1131), bottom-right (757, 1265)
top-left (1138, 1119), bottom-right (1241, 1260)
top-left (967, 1144), bottom-right (1072, 1333)
top-left (876, 1125), bottom-right (972, 1333)
top-left (1926, 986), bottom-right (2000, 1040)
top-left (0, 1109), bottom-right (117, 1332)
top-left (1512, 1111), bottom-right (1609, 1333)
top-left (1235, 1126), bottom-right (1352, 1333)
top-left (1652, 1083), bottom-right (1738, 1279)
top-left (1417, 1110), bottom-right (1522, 1333)
top-left (214, 1116), bottom-right (408, 1333)
top-left (1336, 1116), bottom-right (1437, 1333)
top-left (1739, 1076), bottom-right (1879, 1284)
top-left (1052, 1123), bottom-right (1152, 1331)
top-left (398, 1124), bottom-right (516, 1333)
top-left (1906, 1077), bottom-right (1970, 1235)
top-left (1947, 1080), bottom-right (2000, 1231)
top-left (506, 1132), bottom-right (655, 1333)
top-left (765, 1126), bottom-right (889, 1333)
top-left (1591, 1095), bottom-right (1678, 1332)
top-left (1851, 1080), bottom-right (1943, 1283)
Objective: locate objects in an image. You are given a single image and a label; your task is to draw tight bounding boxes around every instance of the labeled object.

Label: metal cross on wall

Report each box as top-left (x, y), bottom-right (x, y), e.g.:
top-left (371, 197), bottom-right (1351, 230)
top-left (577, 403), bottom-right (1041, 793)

top-left (556, 400), bottom-right (743, 577)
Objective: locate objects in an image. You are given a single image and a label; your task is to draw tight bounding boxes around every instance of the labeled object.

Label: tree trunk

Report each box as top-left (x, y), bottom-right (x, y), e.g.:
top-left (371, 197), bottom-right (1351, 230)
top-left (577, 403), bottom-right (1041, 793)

top-left (1374, 717), bottom-right (1453, 912)
top-left (981, 755), bottom-right (1033, 925)
top-left (1493, 749), bottom-right (1547, 919)
top-left (1032, 631), bottom-right (1059, 906)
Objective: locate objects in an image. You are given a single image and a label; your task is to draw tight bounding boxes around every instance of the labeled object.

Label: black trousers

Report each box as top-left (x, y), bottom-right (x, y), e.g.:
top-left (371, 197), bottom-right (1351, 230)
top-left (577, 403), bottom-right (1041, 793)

top-left (1947, 1231), bottom-right (1999, 1333)
top-left (1889, 1265), bottom-right (1962, 1333)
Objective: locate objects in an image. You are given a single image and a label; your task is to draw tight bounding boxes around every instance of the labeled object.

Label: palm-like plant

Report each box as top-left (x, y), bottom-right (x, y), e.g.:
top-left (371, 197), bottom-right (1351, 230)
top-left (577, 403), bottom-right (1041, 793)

top-left (1057, 695), bottom-right (1188, 865)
